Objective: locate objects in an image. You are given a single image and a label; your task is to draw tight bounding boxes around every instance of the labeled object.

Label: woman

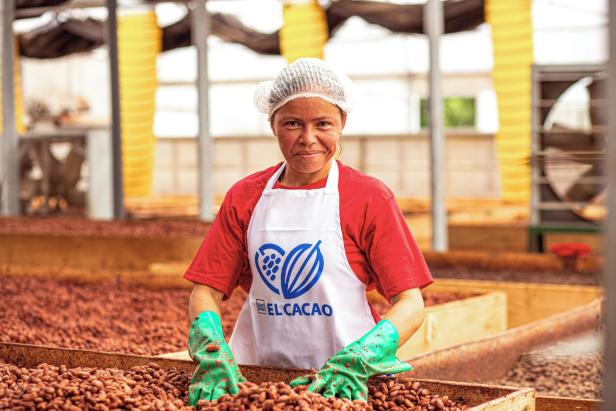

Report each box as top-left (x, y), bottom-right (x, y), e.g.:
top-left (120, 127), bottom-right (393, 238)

top-left (184, 58), bottom-right (432, 405)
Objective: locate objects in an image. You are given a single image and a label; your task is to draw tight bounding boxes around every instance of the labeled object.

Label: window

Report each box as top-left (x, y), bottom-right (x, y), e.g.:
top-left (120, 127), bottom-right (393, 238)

top-left (420, 97), bottom-right (476, 129)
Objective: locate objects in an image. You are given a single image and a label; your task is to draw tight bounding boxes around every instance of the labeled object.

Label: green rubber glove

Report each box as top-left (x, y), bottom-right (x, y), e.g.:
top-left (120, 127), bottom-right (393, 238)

top-left (290, 320), bottom-right (411, 401)
top-left (187, 311), bottom-right (246, 405)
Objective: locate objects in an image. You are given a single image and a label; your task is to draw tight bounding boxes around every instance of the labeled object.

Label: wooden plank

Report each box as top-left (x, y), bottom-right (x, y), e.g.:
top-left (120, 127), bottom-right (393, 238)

top-left (408, 299), bottom-right (602, 382)
top-left (473, 389), bottom-right (534, 411)
top-left (416, 379), bottom-right (534, 410)
top-left (536, 396), bottom-right (601, 411)
top-left (0, 234), bottom-right (202, 271)
top-left (448, 223), bottom-right (529, 252)
top-left (0, 264), bottom-right (193, 290)
top-left (428, 279), bottom-right (602, 328)
top-left (396, 291), bottom-right (508, 358)
top-left (149, 261), bottom-right (192, 284)
top-left (156, 350), bottom-right (191, 361)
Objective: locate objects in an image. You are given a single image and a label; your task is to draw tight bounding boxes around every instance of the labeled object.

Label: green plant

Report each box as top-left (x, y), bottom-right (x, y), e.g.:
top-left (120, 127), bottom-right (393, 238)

top-left (420, 97), bottom-right (476, 129)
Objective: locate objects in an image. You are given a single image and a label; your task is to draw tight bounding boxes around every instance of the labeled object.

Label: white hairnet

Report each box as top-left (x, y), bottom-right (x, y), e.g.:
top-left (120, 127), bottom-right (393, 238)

top-left (254, 58), bottom-right (355, 119)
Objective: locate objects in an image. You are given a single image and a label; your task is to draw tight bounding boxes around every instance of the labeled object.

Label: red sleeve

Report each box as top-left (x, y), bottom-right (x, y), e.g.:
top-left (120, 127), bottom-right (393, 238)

top-left (183, 166), bottom-right (278, 298)
top-left (362, 189), bottom-right (433, 302)
top-left (183, 190), bottom-right (248, 299)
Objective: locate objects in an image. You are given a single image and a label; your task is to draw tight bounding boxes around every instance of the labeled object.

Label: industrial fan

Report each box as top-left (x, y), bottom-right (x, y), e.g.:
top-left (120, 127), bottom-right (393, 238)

top-left (533, 66), bottom-right (607, 225)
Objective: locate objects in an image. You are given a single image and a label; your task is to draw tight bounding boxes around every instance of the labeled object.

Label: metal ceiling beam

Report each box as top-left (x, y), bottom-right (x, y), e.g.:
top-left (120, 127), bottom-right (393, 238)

top-left (16, 0), bottom-right (107, 19)
top-left (15, 0), bottom-right (193, 19)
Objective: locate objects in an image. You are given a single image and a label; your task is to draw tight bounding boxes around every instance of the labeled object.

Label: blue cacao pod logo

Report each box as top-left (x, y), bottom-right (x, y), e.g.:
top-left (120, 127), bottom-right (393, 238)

top-left (255, 241), bottom-right (324, 299)
top-left (255, 243), bottom-right (285, 295)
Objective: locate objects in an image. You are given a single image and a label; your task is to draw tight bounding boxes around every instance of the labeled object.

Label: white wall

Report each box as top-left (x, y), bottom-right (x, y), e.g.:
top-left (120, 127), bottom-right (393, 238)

top-left (153, 133), bottom-right (500, 199)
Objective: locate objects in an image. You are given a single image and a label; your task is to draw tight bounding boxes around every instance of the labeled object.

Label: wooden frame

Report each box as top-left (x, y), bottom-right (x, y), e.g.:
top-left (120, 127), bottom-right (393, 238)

top-left (428, 279), bottom-right (602, 328)
top-left (0, 342), bottom-right (535, 411)
top-left (367, 290), bottom-right (508, 358)
top-left (406, 279), bottom-right (603, 388)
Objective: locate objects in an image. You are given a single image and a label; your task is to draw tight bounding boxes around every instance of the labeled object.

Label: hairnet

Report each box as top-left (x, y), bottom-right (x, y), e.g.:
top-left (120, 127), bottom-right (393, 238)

top-left (254, 58), bottom-right (355, 119)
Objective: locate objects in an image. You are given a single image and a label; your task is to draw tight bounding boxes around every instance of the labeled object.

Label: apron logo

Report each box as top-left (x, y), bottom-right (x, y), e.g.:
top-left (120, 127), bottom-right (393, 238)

top-left (255, 240), bottom-right (324, 299)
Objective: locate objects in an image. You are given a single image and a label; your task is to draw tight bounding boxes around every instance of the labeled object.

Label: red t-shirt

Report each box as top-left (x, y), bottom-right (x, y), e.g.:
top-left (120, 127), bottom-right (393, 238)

top-left (184, 161), bottom-right (433, 319)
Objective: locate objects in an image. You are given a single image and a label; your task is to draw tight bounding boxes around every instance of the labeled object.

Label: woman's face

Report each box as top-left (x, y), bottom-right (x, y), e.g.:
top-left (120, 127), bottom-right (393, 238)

top-left (271, 97), bottom-right (346, 184)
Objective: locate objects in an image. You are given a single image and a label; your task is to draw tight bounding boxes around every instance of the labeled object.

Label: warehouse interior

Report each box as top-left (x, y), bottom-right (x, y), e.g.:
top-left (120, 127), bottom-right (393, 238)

top-left (1, 1), bottom-right (615, 410)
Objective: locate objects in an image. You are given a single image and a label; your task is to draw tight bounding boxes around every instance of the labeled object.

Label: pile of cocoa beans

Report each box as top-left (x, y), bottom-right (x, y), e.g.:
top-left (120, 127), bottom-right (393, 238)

top-left (432, 267), bottom-right (600, 286)
top-left (494, 351), bottom-right (603, 399)
top-left (367, 379), bottom-right (465, 411)
top-left (1, 362), bottom-right (468, 410)
top-left (0, 276), bottom-right (191, 355)
top-left (0, 275), bottom-right (465, 355)
top-left (200, 379), bottom-right (467, 411)
top-left (196, 382), bottom-right (369, 411)
top-left (0, 217), bottom-right (210, 238)
top-left (0, 362), bottom-right (190, 410)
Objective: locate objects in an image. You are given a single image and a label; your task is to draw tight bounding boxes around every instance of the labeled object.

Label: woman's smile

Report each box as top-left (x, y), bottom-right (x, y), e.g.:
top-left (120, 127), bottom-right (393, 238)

top-left (295, 151), bottom-right (324, 158)
top-left (271, 97), bottom-right (346, 186)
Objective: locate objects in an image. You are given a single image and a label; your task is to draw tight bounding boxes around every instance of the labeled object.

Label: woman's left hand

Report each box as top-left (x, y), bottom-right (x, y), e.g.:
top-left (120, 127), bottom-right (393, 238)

top-left (290, 320), bottom-right (411, 401)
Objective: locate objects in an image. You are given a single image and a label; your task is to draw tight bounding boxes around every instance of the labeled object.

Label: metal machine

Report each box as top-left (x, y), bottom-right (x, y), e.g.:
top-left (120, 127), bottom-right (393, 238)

top-left (529, 64), bottom-right (607, 251)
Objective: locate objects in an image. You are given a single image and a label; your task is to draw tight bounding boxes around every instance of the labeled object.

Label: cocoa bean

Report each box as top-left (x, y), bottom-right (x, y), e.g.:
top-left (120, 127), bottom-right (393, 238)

top-left (205, 344), bottom-right (220, 353)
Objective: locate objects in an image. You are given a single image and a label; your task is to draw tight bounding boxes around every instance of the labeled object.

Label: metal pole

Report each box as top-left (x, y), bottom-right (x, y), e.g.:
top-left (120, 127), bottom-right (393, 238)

top-left (529, 65), bottom-right (540, 228)
top-left (602, 2), bottom-right (616, 409)
top-left (1, 0), bottom-right (20, 216)
top-left (106, 0), bottom-right (124, 218)
top-left (192, 0), bottom-right (214, 221)
top-left (425, 0), bottom-right (448, 251)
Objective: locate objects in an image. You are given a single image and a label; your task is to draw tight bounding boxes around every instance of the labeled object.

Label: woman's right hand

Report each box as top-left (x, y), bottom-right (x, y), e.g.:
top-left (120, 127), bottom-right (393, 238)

top-left (188, 311), bottom-right (246, 405)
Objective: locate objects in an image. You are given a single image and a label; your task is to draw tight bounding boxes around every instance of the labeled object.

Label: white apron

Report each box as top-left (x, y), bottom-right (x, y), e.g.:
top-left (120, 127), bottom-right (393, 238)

top-left (229, 161), bottom-right (376, 369)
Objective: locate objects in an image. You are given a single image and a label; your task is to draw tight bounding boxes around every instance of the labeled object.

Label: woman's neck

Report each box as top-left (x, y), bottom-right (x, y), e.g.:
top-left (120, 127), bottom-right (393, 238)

top-left (280, 161), bottom-right (333, 187)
